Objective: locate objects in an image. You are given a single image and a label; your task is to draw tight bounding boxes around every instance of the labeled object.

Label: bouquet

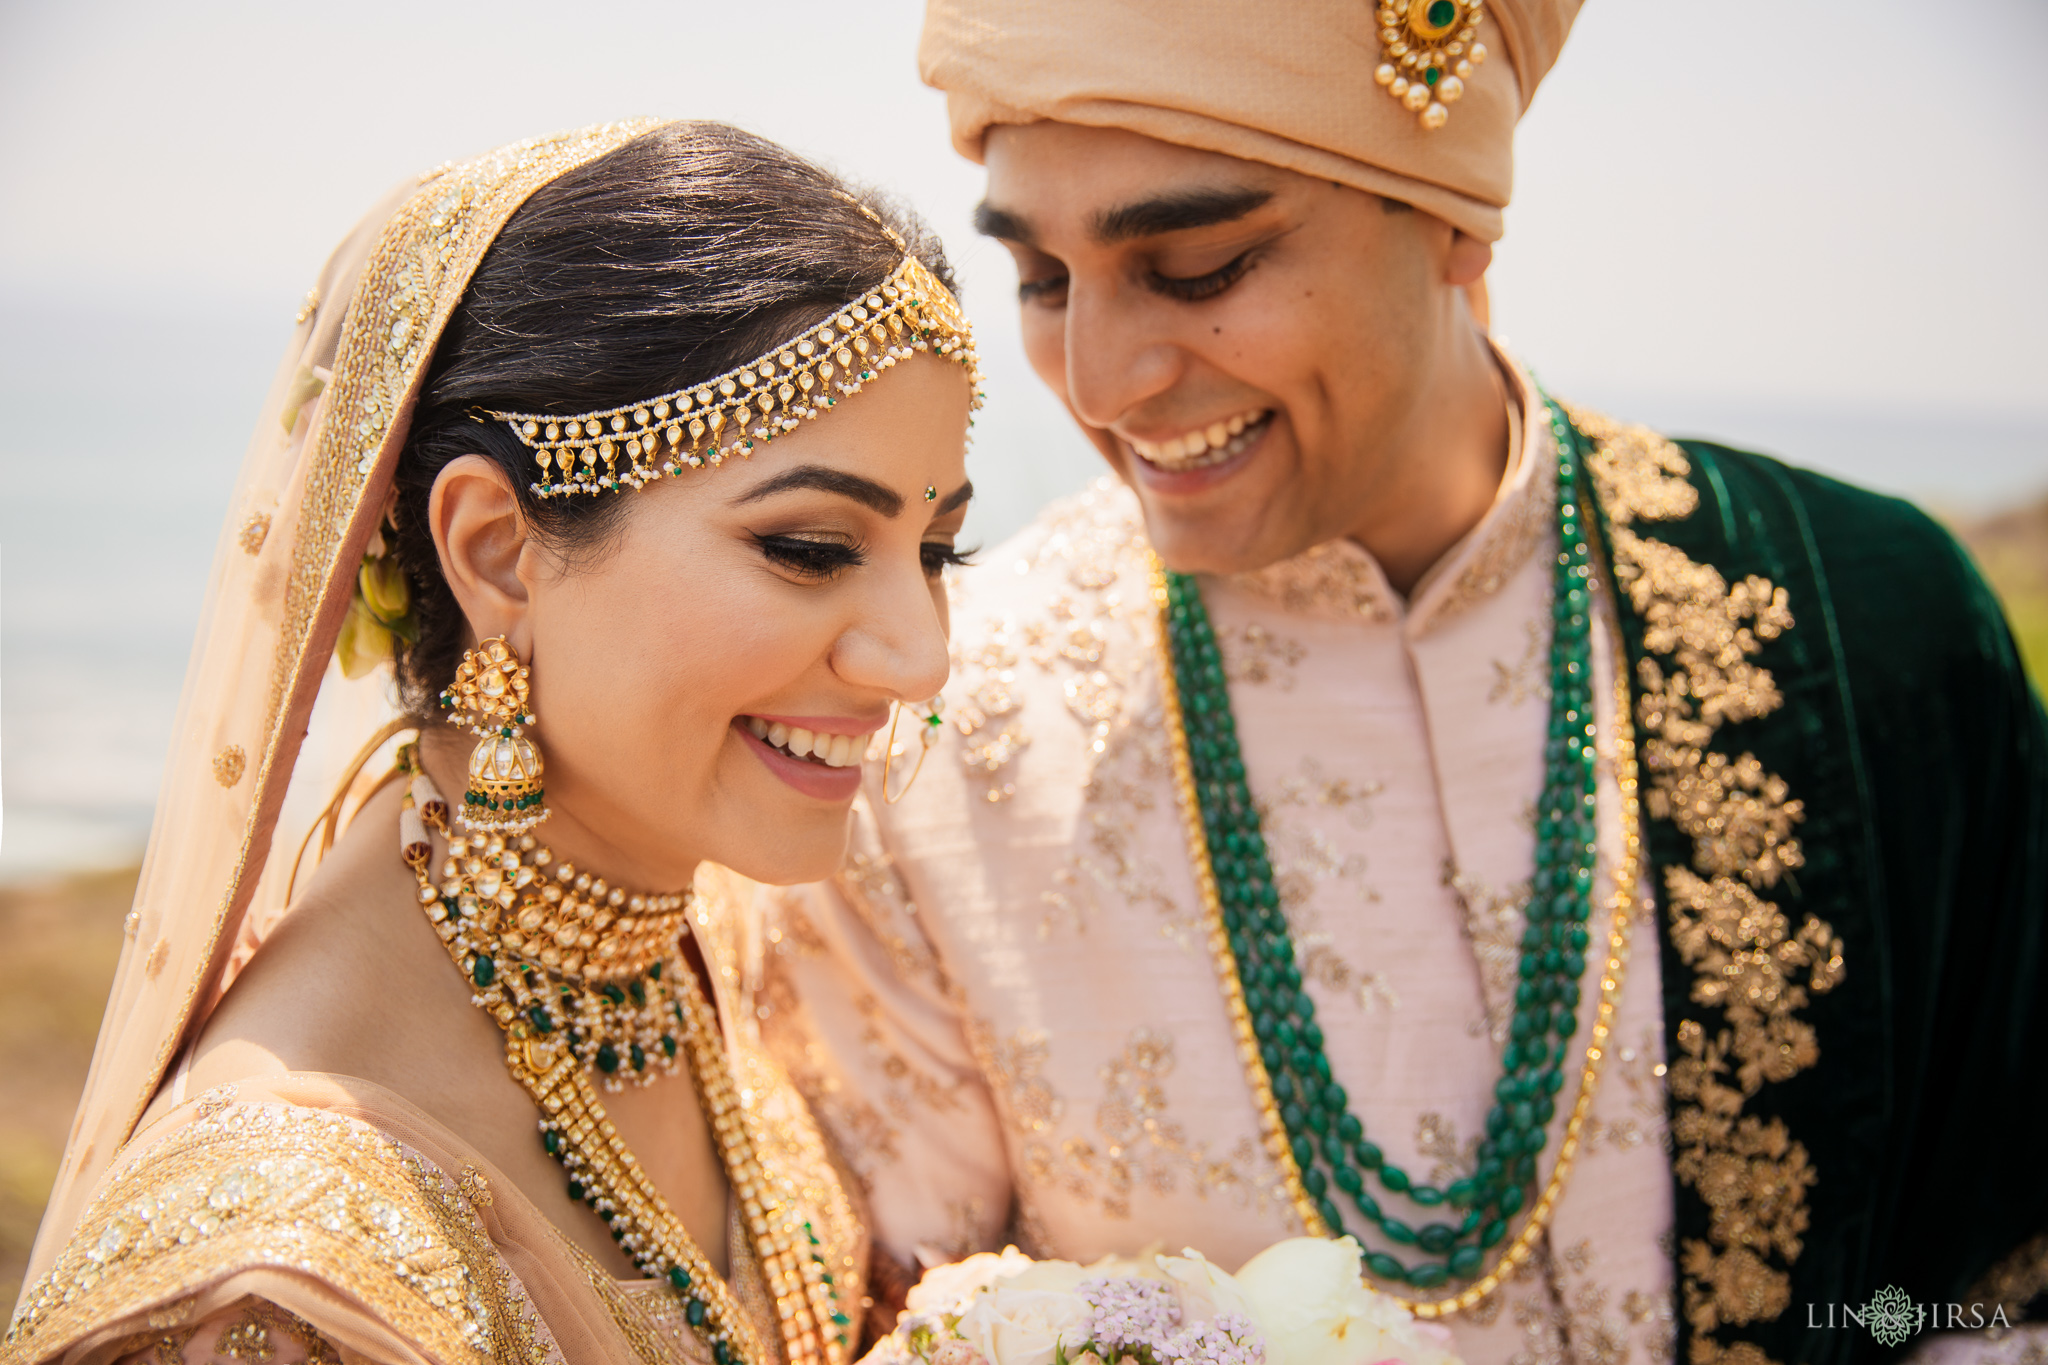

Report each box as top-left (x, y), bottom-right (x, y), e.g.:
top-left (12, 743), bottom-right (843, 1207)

top-left (863, 1237), bottom-right (1460, 1365)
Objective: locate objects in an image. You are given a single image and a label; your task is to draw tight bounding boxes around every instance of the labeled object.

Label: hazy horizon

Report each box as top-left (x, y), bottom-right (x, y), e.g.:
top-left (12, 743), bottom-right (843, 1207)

top-left (3, 0), bottom-right (2044, 879)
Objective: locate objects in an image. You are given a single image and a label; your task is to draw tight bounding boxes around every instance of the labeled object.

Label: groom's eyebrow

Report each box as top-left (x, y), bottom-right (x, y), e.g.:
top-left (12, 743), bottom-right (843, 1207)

top-left (974, 186), bottom-right (1274, 248)
top-left (734, 465), bottom-right (903, 517)
top-left (1091, 186), bottom-right (1272, 244)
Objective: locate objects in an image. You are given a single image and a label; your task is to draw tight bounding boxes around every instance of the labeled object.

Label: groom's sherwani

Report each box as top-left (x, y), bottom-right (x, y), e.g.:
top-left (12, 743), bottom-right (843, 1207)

top-left (760, 355), bottom-right (2048, 1365)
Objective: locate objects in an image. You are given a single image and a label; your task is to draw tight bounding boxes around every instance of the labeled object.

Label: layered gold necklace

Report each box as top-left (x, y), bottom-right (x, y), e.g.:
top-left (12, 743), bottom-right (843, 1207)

top-left (398, 741), bottom-right (850, 1365)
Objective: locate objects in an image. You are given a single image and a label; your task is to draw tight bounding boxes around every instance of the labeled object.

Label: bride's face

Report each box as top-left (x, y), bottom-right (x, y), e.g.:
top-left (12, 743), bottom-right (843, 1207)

top-left (435, 352), bottom-right (974, 888)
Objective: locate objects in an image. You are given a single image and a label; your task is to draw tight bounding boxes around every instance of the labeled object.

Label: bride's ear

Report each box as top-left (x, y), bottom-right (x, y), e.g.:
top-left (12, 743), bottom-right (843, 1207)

top-left (428, 454), bottom-right (536, 652)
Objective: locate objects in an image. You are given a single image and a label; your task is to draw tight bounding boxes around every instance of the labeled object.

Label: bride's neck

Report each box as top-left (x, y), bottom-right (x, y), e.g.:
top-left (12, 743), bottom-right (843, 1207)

top-left (414, 723), bottom-right (699, 895)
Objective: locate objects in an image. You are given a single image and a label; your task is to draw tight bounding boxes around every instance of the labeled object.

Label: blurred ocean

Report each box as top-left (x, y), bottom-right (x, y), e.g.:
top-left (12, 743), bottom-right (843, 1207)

top-left (2, 286), bottom-right (2044, 883)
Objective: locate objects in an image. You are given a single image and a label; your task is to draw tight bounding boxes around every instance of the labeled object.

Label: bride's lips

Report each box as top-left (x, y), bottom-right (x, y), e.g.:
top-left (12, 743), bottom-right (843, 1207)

top-left (734, 717), bottom-right (872, 802)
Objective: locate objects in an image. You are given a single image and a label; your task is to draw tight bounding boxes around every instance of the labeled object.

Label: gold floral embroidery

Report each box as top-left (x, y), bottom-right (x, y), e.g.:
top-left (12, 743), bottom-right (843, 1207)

top-left (1423, 434), bottom-right (1557, 633)
top-left (1228, 538), bottom-right (1394, 622)
top-left (1491, 617), bottom-right (1553, 707)
top-left (1577, 403), bottom-right (1844, 1364)
top-left (1215, 623), bottom-right (1307, 690)
top-left (947, 482), bottom-right (1150, 801)
top-left (1414, 1113), bottom-right (1481, 1189)
top-left (1258, 760), bottom-right (1389, 1009)
top-left (971, 1023), bottom-right (1273, 1224)
top-left (1581, 1028), bottom-right (1672, 1159)
top-left (8, 1103), bottom-right (560, 1365)
top-left (1445, 860), bottom-right (1530, 1041)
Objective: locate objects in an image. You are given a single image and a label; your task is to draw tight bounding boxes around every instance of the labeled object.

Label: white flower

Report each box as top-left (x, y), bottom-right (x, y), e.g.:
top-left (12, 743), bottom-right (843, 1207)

top-left (1231, 1239), bottom-right (1460, 1365)
top-left (955, 1277), bottom-right (1092, 1365)
top-left (1155, 1249), bottom-right (1261, 1328)
top-left (907, 1248), bottom-right (1039, 1316)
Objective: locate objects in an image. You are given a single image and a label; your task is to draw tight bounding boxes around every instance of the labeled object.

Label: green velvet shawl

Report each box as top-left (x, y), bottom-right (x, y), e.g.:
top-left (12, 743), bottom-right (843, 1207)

top-left (1576, 408), bottom-right (2048, 1364)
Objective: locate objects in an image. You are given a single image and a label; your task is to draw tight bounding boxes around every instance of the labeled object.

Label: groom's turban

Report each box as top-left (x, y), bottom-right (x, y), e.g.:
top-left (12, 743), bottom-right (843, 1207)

top-left (918, 0), bottom-right (1584, 243)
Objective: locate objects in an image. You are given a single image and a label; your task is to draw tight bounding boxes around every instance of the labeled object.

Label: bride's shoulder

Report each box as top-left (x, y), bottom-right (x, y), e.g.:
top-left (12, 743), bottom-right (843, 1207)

top-left (179, 783), bottom-right (498, 1104)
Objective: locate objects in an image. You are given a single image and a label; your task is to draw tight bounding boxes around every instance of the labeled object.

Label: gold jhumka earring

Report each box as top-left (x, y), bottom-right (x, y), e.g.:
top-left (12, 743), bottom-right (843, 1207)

top-left (441, 636), bottom-right (548, 833)
top-left (881, 697), bottom-right (945, 804)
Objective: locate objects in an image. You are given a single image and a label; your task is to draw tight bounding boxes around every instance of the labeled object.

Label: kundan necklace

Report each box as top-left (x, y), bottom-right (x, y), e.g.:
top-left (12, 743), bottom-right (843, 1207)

top-left (1150, 397), bottom-right (1642, 1317)
top-left (397, 745), bottom-right (851, 1365)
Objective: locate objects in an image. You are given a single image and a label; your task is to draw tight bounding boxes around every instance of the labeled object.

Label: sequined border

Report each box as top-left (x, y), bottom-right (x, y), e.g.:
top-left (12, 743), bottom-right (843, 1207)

top-left (1575, 404), bottom-right (1846, 1365)
top-left (6, 1104), bottom-right (561, 1365)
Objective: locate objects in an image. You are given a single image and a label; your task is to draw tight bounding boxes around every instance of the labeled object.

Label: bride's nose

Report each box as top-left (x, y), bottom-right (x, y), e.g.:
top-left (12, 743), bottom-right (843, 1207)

top-left (832, 563), bottom-right (951, 704)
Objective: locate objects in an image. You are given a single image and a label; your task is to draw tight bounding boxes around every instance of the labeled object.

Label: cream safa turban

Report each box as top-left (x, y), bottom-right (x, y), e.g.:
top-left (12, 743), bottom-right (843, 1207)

top-left (918, 0), bottom-right (1582, 242)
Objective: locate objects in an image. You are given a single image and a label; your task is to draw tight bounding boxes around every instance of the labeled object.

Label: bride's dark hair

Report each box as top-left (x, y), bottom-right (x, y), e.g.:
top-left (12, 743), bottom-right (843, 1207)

top-left (388, 121), bottom-right (955, 716)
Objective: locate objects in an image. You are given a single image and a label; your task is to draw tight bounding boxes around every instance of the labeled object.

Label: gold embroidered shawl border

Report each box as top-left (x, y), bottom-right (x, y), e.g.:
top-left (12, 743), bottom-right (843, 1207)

top-left (1574, 403), bottom-right (1847, 1365)
top-left (5, 1103), bottom-right (560, 1365)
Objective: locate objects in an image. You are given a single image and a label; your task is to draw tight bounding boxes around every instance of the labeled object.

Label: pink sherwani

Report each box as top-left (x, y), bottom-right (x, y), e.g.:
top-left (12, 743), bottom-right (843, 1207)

top-left (762, 362), bottom-right (1684, 1364)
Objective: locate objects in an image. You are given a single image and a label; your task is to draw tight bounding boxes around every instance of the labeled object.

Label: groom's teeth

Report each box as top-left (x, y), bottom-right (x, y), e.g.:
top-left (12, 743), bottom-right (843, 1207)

top-left (1131, 409), bottom-right (1272, 472)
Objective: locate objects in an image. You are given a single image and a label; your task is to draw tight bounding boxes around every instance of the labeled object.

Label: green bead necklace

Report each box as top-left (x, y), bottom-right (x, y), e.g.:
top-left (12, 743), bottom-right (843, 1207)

top-left (1157, 398), bottom-right (1612, 1292)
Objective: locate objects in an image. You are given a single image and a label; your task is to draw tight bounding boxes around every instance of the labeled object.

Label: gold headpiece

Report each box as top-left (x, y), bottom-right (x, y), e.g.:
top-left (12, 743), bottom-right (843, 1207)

top-left (485, 254), bottom-right (982, 498)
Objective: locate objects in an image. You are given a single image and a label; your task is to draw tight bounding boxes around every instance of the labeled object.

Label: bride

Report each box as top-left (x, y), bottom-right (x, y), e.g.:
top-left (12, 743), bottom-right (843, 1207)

top-left (7, 120), bottom-right (980, 1365)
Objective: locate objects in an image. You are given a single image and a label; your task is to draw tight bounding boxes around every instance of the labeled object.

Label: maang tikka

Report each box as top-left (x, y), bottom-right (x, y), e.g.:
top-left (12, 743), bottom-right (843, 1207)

top-left (441, 635), bottom-right (549, 833)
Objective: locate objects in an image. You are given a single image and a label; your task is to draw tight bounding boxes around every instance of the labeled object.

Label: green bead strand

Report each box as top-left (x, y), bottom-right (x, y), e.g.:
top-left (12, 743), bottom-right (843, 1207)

top-left (1162, 397), bottom-right (1603, 1286)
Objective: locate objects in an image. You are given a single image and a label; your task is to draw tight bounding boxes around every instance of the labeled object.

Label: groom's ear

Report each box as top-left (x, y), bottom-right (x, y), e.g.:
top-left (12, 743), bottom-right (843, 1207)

top-left (428, 453), bottom-right (537, 653)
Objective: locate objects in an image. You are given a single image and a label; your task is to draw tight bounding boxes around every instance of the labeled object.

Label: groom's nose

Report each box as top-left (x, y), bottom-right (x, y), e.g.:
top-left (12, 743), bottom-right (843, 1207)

top-left (1063, 280), bottom-right (1185, 435)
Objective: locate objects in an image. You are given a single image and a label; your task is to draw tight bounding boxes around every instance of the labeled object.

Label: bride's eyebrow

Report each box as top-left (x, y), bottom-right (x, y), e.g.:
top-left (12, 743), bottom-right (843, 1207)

top-left (732, 464), bottom-right (903, 516)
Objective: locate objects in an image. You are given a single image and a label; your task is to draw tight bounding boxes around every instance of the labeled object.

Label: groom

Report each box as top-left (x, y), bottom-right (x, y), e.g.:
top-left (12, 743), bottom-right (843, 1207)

top-left (762, 3), bottom-right (2048, 1363)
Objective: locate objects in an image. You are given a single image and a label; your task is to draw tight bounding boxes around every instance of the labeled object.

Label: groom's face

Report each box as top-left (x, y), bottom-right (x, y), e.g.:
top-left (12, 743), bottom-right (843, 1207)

top-left (980, 123), bottom-right (1468, 576)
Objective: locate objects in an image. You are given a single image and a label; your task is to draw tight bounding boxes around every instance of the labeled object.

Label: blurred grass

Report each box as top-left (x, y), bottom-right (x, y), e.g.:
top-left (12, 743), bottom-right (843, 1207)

top-left (0, 866), bottom-right (134, 1325)
top-left (0, 497), bottom-right (2040, 1328)
top-left (1952, 494), bottom-right (2048, 695)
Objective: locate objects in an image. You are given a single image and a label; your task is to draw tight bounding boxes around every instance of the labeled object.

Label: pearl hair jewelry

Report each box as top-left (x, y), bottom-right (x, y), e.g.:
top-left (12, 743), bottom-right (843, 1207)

top-left (484, 255), bottom-right (983, 499)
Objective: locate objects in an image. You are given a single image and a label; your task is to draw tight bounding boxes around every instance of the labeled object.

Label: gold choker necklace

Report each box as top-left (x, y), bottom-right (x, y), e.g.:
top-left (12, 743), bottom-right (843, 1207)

top-left (398, 743), bottom-right (852, 1365)
top-left (410, 811), bottom-right (693, 1089)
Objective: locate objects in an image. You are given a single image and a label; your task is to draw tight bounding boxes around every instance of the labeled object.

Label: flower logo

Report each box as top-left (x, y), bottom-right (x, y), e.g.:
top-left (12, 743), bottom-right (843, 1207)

top-left (1865, 1286), bottom-right (1919, 1348)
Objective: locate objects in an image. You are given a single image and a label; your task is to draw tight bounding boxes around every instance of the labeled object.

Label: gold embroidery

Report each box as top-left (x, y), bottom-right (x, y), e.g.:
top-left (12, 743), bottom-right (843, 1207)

top-left (1424, 435), bottom-right (1556, 632)
top-left (1414, 1113), bottom-right (1480, 1189)
top-left (1968, 1231), bottom-right (2048, 1324)
top-left (971, 1022), bottom-right (1271, 1224)
top-left (948, 482), bottom-right (1150, 802)
top-left (1490, 617), bottom-right (1553, 707)
top-left (213, 1303), bottom-right (278, 1363)
top-left (1445, 859), bottom-right (1529, 1042)
top-left (7, 1103), bottom-right (560, 1365)
top-left (1576, 402), bottom-right (1844, 1362)
top-left (1260, 760), bottom-right (1389, 1009)
top-left (1227, 538), bottom-right (1394, 622)
top-left (1214, 623), bottom-right (1307, 690)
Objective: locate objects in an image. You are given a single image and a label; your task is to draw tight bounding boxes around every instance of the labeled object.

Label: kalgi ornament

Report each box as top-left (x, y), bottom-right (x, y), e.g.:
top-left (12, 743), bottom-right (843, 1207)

top-left (1371, 0), bottom-right (1488, 131)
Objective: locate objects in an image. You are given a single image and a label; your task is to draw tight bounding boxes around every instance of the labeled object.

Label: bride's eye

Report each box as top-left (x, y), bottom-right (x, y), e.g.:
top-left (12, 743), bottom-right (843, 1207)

top-left (755, 533), bottom-right (865, 580)
top-left (921, 542), bottom-right (976, 577)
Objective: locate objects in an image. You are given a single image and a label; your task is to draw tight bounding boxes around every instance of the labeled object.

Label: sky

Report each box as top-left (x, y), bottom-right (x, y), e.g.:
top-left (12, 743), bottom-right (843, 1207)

top-left (1, 0), bottom-right (2045, 874)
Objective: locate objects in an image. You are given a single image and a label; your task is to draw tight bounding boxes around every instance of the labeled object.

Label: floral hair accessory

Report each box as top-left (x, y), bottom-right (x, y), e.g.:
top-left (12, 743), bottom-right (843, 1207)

top-left (336, 515), bottom-right (418, 679)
